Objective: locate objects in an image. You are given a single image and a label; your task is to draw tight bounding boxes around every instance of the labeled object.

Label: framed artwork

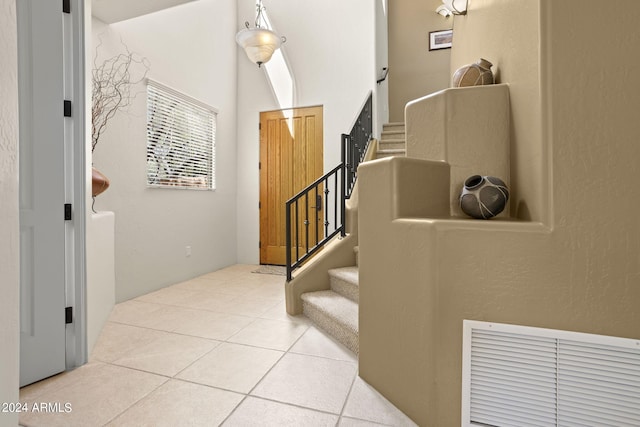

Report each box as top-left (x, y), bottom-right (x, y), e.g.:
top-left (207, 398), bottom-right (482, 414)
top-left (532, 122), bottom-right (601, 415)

top-left (429, 29), bottom-right (453, 51)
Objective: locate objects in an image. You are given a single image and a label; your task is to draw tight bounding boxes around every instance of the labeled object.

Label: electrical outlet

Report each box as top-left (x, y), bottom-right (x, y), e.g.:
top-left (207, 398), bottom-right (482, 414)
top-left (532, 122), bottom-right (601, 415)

top-left (185, 246), bottom-right (191, 257)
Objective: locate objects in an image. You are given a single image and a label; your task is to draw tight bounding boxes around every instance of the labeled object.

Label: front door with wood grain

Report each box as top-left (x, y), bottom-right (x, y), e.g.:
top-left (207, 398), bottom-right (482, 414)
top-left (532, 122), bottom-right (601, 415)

top-left (260, 106), bottom-right (323, 265)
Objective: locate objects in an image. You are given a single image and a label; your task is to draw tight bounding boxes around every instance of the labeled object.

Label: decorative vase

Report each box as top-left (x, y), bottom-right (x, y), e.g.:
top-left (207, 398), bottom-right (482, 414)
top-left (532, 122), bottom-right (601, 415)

top-left (452, 58), bottom-right (495, 87)
top-left (459, 175), bottom-right (509, 219)
top-left (92, 167), bottom-right (110, 197)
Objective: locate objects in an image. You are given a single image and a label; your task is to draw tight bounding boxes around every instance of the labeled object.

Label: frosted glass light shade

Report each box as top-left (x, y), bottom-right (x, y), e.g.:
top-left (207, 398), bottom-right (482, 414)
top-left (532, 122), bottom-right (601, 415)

top-left (236, 28), bottom-right (282, 67)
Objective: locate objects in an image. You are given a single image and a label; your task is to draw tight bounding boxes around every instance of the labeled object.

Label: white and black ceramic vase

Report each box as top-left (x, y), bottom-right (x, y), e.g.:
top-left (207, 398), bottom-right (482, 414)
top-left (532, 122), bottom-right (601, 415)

top-left (459, 175), bottom-right (509, 219)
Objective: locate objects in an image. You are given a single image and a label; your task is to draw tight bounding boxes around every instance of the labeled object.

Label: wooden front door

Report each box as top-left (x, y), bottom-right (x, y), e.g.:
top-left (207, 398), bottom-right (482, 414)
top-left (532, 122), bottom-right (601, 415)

top-left (260, 106), bottom-right (323, 265)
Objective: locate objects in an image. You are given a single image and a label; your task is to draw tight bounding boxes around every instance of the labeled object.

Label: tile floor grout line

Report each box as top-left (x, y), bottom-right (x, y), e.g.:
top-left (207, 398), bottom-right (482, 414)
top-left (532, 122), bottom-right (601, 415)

top-left (98, 369), bottom-right (171, 427)
top-left (169, 339), bottom-right (225, 380)
top-left (160, 376), bottom-right (248, 397)
top-left (243, 346), bottom-right (290, 397)
top-left (229, 323), bottom-right (358, 423)
top-left (337, 366), bottom-right (360, 424)
top-left (239, 320), bottom-right (310, 401)
top-left (97, 319), bottom-right (229, 343)
top-left (229, 394), bottom-right (348, 421)
top-left (123, 297), bottom-right (290, 323)
top-left (217, 393), bottom-right (250, 426)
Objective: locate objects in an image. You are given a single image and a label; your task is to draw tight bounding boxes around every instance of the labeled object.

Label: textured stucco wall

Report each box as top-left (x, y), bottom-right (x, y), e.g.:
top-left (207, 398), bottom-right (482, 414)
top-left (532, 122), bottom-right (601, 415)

top-left (450, 0), bottom-right (543, 223)
top-left (405, 84), bottom-right (511, 217)
top-left (388, 0), bottom-right (452, 122)
top-left (359, 1), bottom-right (640, 425)
top-left (0, 0), bottom-right (20, 425)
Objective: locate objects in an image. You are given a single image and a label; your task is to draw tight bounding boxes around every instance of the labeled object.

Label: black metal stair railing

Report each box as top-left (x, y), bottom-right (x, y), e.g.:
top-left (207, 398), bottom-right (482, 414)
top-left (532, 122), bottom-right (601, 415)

top-left (285, 164), bottom-right (344, 281)
top-left (285, 92), bottom-right (372, 281)
top-left (344, 93), bottom-right (373, 199)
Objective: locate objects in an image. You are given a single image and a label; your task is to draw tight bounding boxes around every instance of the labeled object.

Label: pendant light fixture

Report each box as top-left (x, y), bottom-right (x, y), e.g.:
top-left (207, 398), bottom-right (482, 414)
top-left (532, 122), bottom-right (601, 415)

top-left (236, 0), bottom-right (285, 68)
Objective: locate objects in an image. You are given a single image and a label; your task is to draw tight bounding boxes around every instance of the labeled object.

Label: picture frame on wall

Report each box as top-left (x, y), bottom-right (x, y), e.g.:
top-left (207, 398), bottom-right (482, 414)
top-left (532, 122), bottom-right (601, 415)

top-left (429, 29), bottom-right (453, 51)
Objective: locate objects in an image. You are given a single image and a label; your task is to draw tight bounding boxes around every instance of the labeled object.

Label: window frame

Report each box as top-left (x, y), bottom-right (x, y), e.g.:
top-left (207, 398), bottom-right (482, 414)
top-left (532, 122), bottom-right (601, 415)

top-left (146, 78), bottom-right (217, 191)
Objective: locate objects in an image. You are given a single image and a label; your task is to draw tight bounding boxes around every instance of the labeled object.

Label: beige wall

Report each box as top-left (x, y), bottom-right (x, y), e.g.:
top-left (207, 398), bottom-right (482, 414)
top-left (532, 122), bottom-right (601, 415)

top-left (0, 0), bottom-right (20, 425)
top-left (388, 0), bottom-right (452, 122)
top-left (359, 1), bottom-right (640, 425)
top-left (451, 0), bottom-right (543, 223)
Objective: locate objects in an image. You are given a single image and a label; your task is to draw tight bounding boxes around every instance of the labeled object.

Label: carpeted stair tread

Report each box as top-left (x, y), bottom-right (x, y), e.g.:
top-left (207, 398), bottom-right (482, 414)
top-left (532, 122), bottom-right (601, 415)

top-left (328, 266), bottom-right (359, 303)
top-left (376, 148), bottom-right (406, 158)
top-left (383, 122), bottom-right (405, 128)
top-left (381, 133), bottom-right (405, 140)
top-left (301, 290), bottom-right (359, 354)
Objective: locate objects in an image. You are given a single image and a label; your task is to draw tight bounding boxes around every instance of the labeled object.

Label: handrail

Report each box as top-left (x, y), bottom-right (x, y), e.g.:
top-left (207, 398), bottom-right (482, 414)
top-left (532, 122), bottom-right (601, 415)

top-left (377, 67), bottom-right (389, 85)
top-left (285, 92), bottom-right (373, 281)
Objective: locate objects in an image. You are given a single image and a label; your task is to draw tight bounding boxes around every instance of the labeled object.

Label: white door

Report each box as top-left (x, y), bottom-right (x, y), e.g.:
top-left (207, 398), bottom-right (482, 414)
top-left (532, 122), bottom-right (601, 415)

top-left (18, 0), bottom-right (68, 387)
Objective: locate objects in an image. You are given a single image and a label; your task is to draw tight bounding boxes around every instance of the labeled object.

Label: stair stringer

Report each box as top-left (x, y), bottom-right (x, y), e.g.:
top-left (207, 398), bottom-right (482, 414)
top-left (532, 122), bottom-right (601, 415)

top-left (285, 234), bottom-right (357, 315)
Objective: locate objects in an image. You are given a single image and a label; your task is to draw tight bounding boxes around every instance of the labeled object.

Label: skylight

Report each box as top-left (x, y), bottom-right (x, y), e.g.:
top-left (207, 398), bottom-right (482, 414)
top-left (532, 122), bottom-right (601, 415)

top-left (256, 4), bottom-right (296, 110)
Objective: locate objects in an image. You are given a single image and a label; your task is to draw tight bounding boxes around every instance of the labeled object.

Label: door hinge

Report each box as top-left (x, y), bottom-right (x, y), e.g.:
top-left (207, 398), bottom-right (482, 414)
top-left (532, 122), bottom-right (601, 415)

top-left (258, 162), bottom-right (261, 170)
top-left (64, 203), bottom-right (72, 221)
top-left (65, 307), bottom-right (73, 324)
top-left (259, 241), bottom-right (261, 249)
top-left (63, 100), bottom-right (72, 117)
top-left (259, 201), bottom-right (261, 209)
top-left (63, 0), bottom-right (70, 13)
top-left (259, 123), bottom-right (262, 130)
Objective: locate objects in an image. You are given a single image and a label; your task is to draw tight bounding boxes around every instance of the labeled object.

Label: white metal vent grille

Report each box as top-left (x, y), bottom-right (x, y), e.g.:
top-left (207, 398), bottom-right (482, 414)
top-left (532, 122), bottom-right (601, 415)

top-left (462, 321), bottom-right (640, 427)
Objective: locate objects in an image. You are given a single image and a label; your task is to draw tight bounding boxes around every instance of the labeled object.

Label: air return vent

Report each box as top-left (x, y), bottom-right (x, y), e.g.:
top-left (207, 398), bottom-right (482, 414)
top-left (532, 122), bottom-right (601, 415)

top-left (462, 321), bottom-right (640, 427)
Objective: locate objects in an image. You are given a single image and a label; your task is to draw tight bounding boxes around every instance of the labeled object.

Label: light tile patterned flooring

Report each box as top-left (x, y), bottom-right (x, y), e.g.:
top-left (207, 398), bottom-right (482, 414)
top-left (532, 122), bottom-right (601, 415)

top-left (19, 264), bottom-right (417, 427)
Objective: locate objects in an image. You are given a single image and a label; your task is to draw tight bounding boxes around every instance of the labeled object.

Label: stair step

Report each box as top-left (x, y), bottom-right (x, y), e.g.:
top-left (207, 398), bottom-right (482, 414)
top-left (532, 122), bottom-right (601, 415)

top-left (378, 140), bottom-right (406, 150)
top-left (381, 131), bottom-right (405, 139)
top-left (383, 122), bottom-right (405, 129)
top-left (377, 148), bottom-right (406, 158)
top-left (380, 135), bottom-right (405, 143)
top-left (329, 266), bottom-right (359, 303)
top-left (301, 290), bottom-right (359, 354)
top-left (383, 126), bottom-right (405, 134)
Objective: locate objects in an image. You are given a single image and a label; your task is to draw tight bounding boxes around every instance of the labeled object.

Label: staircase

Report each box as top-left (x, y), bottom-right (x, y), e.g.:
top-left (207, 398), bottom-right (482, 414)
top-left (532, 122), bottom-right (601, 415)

top-left (376, 122), bottom-right (406, 158)
top-left (300, 248), bottom-right (360, 355)
top-left (299, 124), bottom-right (405, 356)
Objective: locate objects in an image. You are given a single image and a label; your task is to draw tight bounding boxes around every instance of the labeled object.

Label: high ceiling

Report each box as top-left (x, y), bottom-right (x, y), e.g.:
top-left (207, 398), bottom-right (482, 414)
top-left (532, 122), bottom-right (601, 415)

top-left (91, 0), bottom-right (198, 24)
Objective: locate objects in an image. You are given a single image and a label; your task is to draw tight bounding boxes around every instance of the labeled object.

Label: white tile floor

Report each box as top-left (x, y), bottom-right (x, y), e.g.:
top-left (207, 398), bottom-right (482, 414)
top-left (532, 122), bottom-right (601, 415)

top-left (19, 265), bottom-right (417, 427)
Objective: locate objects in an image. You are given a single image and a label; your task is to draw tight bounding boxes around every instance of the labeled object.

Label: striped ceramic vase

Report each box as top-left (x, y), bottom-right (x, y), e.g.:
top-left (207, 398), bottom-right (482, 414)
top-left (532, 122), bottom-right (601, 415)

top-left (459, 175), bottom-right (509, 219)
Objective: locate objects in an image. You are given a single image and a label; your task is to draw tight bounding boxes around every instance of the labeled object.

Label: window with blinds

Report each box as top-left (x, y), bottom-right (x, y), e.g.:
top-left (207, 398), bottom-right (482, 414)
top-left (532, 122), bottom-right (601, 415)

top-left (146, 79), bottom-right (216, 190)
top-left (462, 320), bottom-right (640, 427)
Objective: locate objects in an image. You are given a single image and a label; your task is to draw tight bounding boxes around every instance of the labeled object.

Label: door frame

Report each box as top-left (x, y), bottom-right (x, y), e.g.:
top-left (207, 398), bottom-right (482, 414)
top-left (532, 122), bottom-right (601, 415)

top-left (17, 0), bottom-right (87, 381)
top-left (259, 105), bottom-right (324, 265)
top-left (65, 0), bottom-right (88, 371)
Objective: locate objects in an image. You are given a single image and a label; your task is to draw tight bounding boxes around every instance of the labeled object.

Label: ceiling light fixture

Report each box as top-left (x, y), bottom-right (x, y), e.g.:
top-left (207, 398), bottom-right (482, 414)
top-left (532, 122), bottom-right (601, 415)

top-left (236, 0), bottom-right (285, 68)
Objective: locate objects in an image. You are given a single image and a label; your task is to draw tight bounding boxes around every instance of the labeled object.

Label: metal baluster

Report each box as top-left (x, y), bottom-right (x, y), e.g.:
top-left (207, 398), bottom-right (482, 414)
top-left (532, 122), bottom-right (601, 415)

top-left (295, 199), bottom-right (299, 262)
top-left (324, 182), bottom-right (330, 237)
top-left (285, 201), bottom-right (292, 281)
top-left (304, 192), bottom-right (309, 254)
top-left (333, 172), bottom-right (342, 234)
top-left (314, 185), bottom-right (319, 245)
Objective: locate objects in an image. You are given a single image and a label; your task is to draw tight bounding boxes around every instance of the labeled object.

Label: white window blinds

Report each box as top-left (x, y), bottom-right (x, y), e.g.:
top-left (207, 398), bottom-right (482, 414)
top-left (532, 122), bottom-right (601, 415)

top-left (146, 79), bottom-right (216, 190)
